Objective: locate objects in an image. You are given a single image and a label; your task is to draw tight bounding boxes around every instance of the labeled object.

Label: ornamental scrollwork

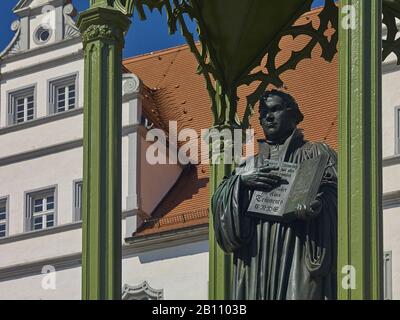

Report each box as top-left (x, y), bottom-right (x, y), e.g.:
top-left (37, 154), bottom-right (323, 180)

top-left (82, 24), bottom-right (123, 44)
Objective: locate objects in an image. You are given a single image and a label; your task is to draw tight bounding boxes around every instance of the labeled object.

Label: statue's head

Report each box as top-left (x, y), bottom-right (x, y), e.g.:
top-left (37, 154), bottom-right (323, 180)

top-left (259, 89), bottom-right (304, 142)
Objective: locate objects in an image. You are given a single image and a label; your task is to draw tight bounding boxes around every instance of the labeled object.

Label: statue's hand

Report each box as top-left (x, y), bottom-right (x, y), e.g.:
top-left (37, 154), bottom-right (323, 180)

top-left (293, 197), bottom-right (322, 220)
top-left (240, 166), bottom-right (282, 192)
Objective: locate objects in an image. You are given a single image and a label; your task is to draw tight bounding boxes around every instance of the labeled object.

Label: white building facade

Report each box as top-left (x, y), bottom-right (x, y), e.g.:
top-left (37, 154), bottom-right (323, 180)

top-left (0, 0), bottom-right (208, 300)
top-left (382, 41), bottom-right (400, 300)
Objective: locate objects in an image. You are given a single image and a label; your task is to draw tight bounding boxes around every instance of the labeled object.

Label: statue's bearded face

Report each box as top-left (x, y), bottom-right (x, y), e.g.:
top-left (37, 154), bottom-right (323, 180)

top-left (259, 95), bottom-right (297, 142)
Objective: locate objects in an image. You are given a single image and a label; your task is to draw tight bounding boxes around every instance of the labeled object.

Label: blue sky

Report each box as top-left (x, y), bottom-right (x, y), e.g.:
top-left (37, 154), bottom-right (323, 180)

top-left (0, 0), bottom-right (326, 59)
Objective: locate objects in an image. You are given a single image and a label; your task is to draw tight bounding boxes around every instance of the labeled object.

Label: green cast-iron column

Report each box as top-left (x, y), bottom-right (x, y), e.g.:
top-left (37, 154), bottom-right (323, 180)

top-left (77, 5), bottom-right (130, 300)
top-left (209, 161), bottom-right (233, 300)
top-left (208, 86), bottom-right (237, 300)
top-left (338, 0), bottom-right (383, 299)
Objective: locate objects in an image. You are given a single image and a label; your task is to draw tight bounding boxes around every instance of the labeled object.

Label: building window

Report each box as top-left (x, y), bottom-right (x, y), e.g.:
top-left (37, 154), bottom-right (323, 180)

top-left (26, 187), bottom-right (56, 231)
top-left (33, 25), bottom-right (52, 45)
top-left (73, 180), bottom-right (83, 221)
top-left (49, 74), bottom-right (78, 114)
top-left (55, 83), bottom-right (76, 112)
top-left (384, 251), bottom-right (393, 300)
top-left (396, 107), bottom-right (400, 154)
top-left (8, 86), bottom-right (36, 125)
top-left (0, 197), bottom-right (8, 238)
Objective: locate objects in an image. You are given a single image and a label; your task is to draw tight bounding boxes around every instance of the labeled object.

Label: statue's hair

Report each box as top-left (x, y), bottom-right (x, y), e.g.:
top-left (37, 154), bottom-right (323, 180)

top-left (259, 89), bottom-right (304, 124)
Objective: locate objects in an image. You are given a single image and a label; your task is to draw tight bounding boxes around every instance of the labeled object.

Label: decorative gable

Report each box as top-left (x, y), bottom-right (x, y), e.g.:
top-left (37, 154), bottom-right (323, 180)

top-left (63, 4), bottom-right (80, 40)
top-left (14, 0), bottom-right (56, 12)
top-left (0, 0), bottom-right (80, 59)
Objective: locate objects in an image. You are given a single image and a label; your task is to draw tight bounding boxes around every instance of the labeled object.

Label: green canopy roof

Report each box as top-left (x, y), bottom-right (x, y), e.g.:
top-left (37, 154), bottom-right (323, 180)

top-left (191, 0), bottom-right (311, 89)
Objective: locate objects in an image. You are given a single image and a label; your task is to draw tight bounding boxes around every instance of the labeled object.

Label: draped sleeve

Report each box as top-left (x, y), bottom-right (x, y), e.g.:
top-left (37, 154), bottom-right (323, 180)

top-left (304, 143), bottom-right (337, 278)
top-left (211, 160), bottom-right (256, 253)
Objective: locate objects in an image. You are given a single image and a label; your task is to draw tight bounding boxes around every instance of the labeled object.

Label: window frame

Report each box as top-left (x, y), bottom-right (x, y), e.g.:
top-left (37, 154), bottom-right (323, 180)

top-left (0, 196), bottom-right (9, 238)
top-left (33, 24), bottom-right (53, 45)
top-left (7, 84), bottom-right (37, 126)
top-left (24, 186), bottom-right (57, 232)
top-left (395, 106), bottom-right (400, 155)
top-left (73, 179), bottom-right (83, 222)
top-left (48, 73), bottom-right (79, 115)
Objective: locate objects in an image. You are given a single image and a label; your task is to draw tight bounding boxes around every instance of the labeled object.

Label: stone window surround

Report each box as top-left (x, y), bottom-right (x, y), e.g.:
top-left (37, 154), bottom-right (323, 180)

top-left (47, 72), bottom-right (79, 115)
top-left (32, 24), bottom-right (53, 46)
top-left (7, 84), bottom-right (37, 126)
top-left (0, 196), bottom-right (9, 238)
top-left (24, 185), bottom-right (58, 232)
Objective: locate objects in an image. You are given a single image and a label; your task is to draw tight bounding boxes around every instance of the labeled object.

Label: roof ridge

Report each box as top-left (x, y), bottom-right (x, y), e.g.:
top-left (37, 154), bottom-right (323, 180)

top-left (123, 43), bottom-right (194, 63)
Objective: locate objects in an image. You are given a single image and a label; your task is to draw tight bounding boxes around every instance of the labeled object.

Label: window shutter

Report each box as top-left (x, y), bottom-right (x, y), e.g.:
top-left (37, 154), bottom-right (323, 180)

top-left (49, 102), bottom-right (55, 115)
top-left (74, 181), bottom-right (83, 221)
top-left (8, 98), bottom-right (14, 125)
top-left (25, 196), bottom-right (32, 232)
top-left (49, 84), bottom-right (56, 114)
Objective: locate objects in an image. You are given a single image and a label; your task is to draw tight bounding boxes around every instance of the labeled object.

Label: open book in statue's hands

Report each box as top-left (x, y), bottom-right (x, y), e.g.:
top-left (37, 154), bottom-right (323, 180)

top-left (246, 153), bottom-right (329, 221)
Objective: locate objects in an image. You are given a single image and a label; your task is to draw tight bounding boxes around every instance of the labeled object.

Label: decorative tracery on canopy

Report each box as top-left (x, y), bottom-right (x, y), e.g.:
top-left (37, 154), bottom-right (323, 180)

top-left (127, 0), bottom-right (339, 129)
top-left (106, 0), bottom-right (400, 128)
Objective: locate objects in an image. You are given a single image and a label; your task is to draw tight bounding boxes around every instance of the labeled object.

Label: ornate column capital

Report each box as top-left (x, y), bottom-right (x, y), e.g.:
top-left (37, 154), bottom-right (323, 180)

top-left (77, 6), bottom-right (131, 46)
top-left (81, 24), bottom-right (123, 44)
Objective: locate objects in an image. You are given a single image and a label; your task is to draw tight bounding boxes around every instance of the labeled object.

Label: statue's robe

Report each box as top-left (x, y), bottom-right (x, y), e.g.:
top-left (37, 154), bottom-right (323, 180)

top-left (211, 129), bottom-right (337, 300)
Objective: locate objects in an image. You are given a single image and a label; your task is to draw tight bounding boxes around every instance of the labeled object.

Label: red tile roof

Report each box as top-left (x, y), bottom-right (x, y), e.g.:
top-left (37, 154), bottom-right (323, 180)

top-left (123, 8), bottom-right (338, 238)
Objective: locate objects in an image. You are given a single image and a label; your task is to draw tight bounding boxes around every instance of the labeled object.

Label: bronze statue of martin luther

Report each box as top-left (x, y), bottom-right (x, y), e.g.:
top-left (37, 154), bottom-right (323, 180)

top-left (211, 90), bottom-right (338, 300)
